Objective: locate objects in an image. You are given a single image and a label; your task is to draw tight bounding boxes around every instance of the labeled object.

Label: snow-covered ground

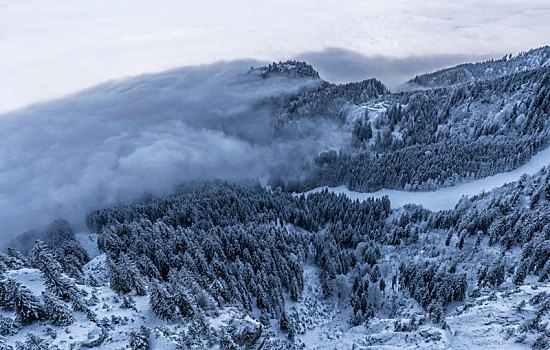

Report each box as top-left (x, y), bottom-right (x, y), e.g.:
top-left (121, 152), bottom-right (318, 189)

top-left (4, 225), bottom-right (546, 348)
top-left (2, 234), bottom-right (540, 348)
top-left (280, 264), bottom-right (545, 349)
top-left (444, 279), bottom-right (550, 350)
top-left (3, 256), bottom-right (184, 348)
top-left (75, 233), bottom-right (100, 259)
top-left (306, 145), bottom-right (550, 211)
top-left (288, 266), bottom-right (445, 349)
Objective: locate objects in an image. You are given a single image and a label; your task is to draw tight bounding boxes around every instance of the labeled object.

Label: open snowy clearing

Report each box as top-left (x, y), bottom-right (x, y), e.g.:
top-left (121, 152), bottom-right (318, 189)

top-left (305, 144), bottom-right (550, 211)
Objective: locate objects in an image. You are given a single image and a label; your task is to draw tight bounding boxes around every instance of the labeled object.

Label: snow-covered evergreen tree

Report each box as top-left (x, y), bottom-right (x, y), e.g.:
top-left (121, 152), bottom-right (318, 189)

top-left (42, 292), bottom-right (75, 326)
top-left (3, 279), bottom-right (43, 325)
top-left (129, 325), bottom-right (150, 350)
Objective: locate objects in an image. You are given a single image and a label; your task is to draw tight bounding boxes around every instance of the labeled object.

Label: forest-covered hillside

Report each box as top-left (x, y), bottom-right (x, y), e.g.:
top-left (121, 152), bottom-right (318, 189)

top-left (408, 46), bottom-right (550, 88)
top-left (2, 48), bottom-right (550, 349)
top-left (1, 166), bottom-right (550, 348)
top-left (269, 49), bottom-right (550, 192)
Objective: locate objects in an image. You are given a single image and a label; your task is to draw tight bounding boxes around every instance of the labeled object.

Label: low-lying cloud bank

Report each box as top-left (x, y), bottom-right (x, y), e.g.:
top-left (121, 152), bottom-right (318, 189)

top-left (0, 60), bottom-right (345, 241)
top-left (3, 0), bottom-right (549, 113)
top-left (296, 48), bottom-right (493, 90)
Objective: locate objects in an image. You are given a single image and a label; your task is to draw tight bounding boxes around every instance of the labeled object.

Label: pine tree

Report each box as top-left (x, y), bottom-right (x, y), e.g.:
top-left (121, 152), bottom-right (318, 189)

top-left (9, 280), bottom-right (43, 325)
top-left (28, 240), bottom-right (77, 302)
top-left (0, 314), bottom-right (18, 336)
top-left (445, 231), bottom-right (452, 246)
top-left (379, 278), bottom-right (386, 292)
top-left (428, 301), bottom-right (443, 323)
top-left (169, 270), bottom-right (196, 319)
top-left (259, 311), bottom-right (270, 327)
top-left (0, 278), bottom-right (16, 311)
top-left (513, 261), bottom-right (529, 285)
top-left (6, 248), bottom-right (28, 268)
top-left (371, 265), bottom-right (381, 283)
top-left (42, 292), bottom-right (75, 326)
top-left (457, 235), bottom-right (465, 250)
top-left (129, 326), bottom-right (150, 350)
top-left (279, 310), bottom-right (289, 332)
top-left (53, 239), bottom-right (90, 279)
top-left (287, 320), bottom-right (296, 340)
top-left (108, 254), bottom-right (147, 296)
top-left (120, 295), bottom-right (136, 309)
top-left (108, 256), bottom-right (132, 295)
top-left (539, 259), bottom-right (550, 282)
top-left (17, 333), bottom-right (51, 350)
top-left (149, 281), bottom-right (176, 321)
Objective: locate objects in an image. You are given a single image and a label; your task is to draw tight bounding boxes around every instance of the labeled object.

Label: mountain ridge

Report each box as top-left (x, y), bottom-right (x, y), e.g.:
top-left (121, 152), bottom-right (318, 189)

top-left (407, 45), bottom-right (550, 89)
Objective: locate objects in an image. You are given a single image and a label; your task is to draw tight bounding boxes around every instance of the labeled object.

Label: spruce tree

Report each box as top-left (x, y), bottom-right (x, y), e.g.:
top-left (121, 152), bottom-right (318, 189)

top-left (129, 325), bottom-right (150, 350)
top-left (108, 254), bottom-right (147, 296)
top-left (279, 310), bottom-right (289, 332)
top-left (9, 280), bottom-right (43, 325)
top-left (149, 281), bottom-right (176, 321)
top-left (0, 278), bottom-right (16, 311)
top-left (18, 333), bottom-right (50, 350)
top-left (0, 314), bottom-right (18, 336)
top-left (513, 261), bottom-right (529, 285)
top-left (28, 240), bottom-right (77, 302)
top-left (42, 292), bottom-right (75, 326)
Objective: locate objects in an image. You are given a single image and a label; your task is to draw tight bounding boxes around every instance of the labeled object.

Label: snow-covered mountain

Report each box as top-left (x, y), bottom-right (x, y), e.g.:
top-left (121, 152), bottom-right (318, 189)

top-left (272, 48), bottom-right (550, 193)
top-left (2, 46), bottom-right (550, 349)
top-left (407, 46), bottom-right (550, 88)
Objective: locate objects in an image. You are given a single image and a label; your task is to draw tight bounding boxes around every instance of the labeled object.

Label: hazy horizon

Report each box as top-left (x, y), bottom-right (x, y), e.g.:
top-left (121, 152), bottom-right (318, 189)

top-left (1, 0), bottom-right (549, 113)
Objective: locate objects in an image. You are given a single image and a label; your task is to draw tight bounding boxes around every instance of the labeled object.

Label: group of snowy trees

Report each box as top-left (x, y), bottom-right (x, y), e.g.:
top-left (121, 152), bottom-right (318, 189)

top-left (399, 262), bottom-right (467, 319)
top-left (0, 221), bottom-right (103, 348)
top-left (429, 168), bottom-right (550, 283)
top-left (85, 182), bottom-right (391, 327)
top-left (5, 169), bottom-right (550, 345)
top-left (271, 69), bottom-right (388, 128)
top-left (270, 53), bottom-right (550, 193)
top-left (454, 168), bottom-right (550, 287)
top-left (414, 166), bottom-right (550, 346)
top-left (0, 240), bottom-right (82, 334)
top-left (254, 60), bottom-right (320, 80)
top-left (84, 180), bottom-right (496, 333)
top-left (409, 46), bottom-right (550, 88)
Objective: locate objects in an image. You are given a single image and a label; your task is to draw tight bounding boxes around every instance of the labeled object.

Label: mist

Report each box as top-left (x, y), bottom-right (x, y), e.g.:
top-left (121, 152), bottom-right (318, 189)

top-left (296, 48), bottom-right (493, 90)
top-left (0, 60), bottom-right (346, 241)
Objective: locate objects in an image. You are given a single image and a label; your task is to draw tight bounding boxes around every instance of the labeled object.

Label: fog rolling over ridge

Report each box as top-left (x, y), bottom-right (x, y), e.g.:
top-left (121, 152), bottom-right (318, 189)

top-left (0, 60), bottom-right (345, 240)
top-left (296, 48), bottom-right (492, 90)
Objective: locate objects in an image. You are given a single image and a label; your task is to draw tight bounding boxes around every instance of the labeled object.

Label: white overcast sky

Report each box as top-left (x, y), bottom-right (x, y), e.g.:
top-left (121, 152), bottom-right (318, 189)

top-left (1, 0), bottom-right (549, 113)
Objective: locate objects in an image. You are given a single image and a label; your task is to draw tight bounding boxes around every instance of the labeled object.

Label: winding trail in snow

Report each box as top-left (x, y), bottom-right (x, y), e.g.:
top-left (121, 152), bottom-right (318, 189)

top-left (305, 146), bottom-right (550, 211)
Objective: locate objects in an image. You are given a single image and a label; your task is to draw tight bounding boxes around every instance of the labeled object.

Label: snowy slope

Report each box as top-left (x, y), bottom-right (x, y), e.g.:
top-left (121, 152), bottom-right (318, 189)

top-left (408, 46), bottom-right (550, 88)
top-left (5, 254), bottom-right (539, 349)
top-left (3, 261), bottom-right (180, 349)
top-left (6, 171), bottom-right (550, 349)
top-left (445, 280), bottom-right (550, 350)
top-left (305, 143), bottom-right (550, 211)
top-left (75, 233), bottom-right (100, 259)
